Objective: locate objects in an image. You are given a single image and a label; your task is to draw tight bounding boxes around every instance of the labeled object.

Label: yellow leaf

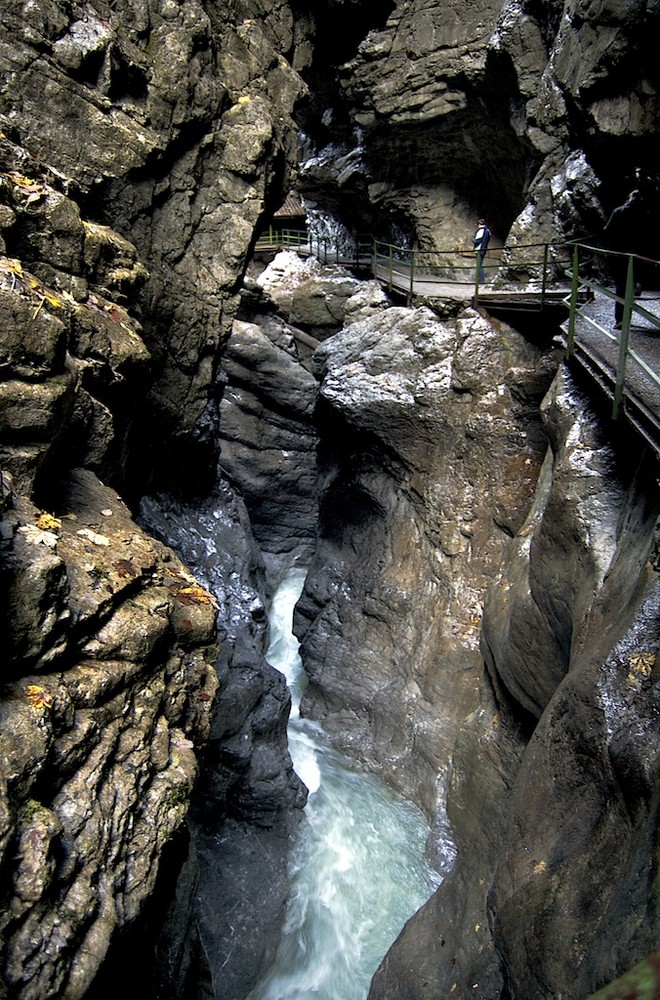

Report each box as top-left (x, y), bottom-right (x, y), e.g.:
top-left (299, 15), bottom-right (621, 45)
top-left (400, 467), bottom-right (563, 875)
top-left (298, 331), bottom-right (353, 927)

top-left (25, 685), bottom-right (54, 710)
top-left (174, 585), bottom-right (215, 606)
top-left (36, 513), bottom-right (61, 533)
top-left (0, 256), bottom-right (24, 277)
top-left (628, 651), bottom-right (655, 677)
top-left (8, 171), bottom-right (36, 188)
top-left (43, 291), bottom-right (63, 309)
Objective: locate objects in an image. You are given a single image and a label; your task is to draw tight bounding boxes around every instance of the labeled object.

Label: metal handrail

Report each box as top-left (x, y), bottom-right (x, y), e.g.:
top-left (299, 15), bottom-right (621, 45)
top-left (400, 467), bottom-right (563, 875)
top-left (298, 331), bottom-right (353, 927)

top-left (256, 229), bottom-right (567, 301)
top-left (369, 237), bottom-right (570, 306)
top-left (564, 241), bottom-right (660, 422)
top-left (254, 227), bottom-right (660, 432)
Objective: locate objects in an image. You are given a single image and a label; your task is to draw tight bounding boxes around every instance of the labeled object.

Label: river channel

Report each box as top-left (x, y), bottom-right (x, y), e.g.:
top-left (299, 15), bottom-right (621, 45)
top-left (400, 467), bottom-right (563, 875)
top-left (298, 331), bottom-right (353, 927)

top-left (248, 568), bottom-right (439, 1000)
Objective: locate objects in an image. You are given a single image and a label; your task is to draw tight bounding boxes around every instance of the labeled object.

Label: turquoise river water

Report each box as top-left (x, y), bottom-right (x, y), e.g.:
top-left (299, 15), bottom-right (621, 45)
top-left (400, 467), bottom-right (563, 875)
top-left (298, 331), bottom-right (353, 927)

top-left (248, 568), bottom-right (439, 1000)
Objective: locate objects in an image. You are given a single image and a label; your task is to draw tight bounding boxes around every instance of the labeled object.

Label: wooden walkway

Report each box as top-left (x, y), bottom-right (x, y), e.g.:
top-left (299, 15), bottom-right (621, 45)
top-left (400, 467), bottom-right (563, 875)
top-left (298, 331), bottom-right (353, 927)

top-left (254, 231), bottom-right (660, 455)
top-left (559, 290), bottom-right (660, 455)
top-left (372, 259), bottom-right (573, 312)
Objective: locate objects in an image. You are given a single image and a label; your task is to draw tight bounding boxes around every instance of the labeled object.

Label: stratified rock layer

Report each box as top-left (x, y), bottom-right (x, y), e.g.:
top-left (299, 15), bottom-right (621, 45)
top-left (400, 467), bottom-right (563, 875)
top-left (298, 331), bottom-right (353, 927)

top-left (367, 370), bottom-right (659, 1000)
top-left (0, 0), bottom-right (310, 494)
top-left (295, 299), bottom-right (558, 823)
top-left (0, 3), bottom-right (313, 994)
top-left (0, 468), bottom-right (219, 1000)
top-left (0, 0), bottom-right (659, 998)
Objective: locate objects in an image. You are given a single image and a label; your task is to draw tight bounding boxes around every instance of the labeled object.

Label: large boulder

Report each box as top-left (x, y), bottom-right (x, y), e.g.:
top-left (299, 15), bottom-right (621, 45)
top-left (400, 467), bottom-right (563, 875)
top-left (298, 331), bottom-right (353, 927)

top-left (295, 299), bottom-right (559, 824)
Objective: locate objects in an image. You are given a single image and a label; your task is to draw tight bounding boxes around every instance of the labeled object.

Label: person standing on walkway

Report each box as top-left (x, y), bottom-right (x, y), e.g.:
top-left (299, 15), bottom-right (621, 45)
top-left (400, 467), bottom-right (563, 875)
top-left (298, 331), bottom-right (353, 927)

top-left (604, 188), bottom-right (643, 327)
top-left (473, 218), bottom-right (491, 284)
top-left (603, 169), bottom-right (657, 327)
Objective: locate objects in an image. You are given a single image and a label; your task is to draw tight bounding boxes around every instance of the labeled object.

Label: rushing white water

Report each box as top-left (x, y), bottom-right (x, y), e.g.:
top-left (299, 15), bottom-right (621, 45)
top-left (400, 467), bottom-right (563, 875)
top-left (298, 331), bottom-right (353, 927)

top-left (249, 568), bottom-right (438, 1000)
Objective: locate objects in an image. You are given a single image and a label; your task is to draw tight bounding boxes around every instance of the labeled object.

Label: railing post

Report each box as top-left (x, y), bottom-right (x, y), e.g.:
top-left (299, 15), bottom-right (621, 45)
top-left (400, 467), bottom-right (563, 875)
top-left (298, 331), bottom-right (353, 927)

top-left (566, 244), bottom-right (580, 359)
top-left (409, 249), bottom-right (415, 304)
top-left (541, 243), bottom-right (549, 308)
top-left (613, 255), bottom-right (635, 420)
top-left (388, 243), bottom-right (394, 294)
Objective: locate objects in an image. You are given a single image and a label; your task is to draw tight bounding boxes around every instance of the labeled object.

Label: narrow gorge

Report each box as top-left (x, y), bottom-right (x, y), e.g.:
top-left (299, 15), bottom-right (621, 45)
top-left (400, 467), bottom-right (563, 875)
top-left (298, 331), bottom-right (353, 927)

top-left (0, 2), bottom-right (658, 1000)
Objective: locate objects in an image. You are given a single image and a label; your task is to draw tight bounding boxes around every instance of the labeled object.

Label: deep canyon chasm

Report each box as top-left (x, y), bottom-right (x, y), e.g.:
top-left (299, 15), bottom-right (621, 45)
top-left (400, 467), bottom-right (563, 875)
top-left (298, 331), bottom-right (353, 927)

top-left (0, 0), bottom-right (659, 999)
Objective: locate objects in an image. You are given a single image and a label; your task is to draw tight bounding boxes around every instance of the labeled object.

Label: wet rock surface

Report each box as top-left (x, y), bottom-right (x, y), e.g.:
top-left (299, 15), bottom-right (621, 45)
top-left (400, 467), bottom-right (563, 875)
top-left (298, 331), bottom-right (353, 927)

top-left (0, 0), bottom-right (659, 998)
top-left (138, 483), bottom-right (308, 1000)
top-left (0, 468), bottom-right (219, 1000)
top-left (294, 298), bottom-right (559, 822)
top-left (217, 313), bottom-right (319, 555)
top-left (367, 369), bottom-right (660, 1000)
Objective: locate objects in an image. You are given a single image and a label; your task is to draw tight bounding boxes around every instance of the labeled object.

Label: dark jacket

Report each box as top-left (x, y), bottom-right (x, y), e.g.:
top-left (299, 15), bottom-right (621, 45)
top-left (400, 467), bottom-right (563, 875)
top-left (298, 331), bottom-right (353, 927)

top-left (473, 224), bottom-right (491, 252)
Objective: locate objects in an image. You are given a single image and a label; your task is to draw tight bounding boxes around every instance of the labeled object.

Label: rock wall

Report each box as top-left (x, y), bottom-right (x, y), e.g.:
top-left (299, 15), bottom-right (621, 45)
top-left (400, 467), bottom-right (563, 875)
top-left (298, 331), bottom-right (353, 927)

top-left (0, 467), bottom-right (219, 1000)
top-left (138, 482), bottom-right (309, 1000)
top-left (293, 291), bottom-right (559, 829)
top-left (301, 0), bottom-right (659, 257)
top-left (0, 0), bottom-right (311, 495)
top-left (367, 370), bottom-right (659, 1000)
top-left (0, 1), bottom-right (316, 996)
top-left (0, 0), bottom-right (659, 998)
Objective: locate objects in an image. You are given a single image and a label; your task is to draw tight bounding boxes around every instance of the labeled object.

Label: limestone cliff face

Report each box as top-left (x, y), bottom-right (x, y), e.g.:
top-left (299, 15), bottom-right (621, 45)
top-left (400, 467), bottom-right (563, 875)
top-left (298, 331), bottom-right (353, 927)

top-left (294, 298), bottom-right (558, 824)
top-left (367, 371), bottom-right (659, 1000)
top-left (0, 468), bottom-right (219, 1000)
top-left (0, 2), bottom-right (314, 996)
top-left (0, 0), bottom-right (659, 998)
top-left (0, 0), bottom-right (310, 494)
top-left (302, 0), bottom-right (659, 256)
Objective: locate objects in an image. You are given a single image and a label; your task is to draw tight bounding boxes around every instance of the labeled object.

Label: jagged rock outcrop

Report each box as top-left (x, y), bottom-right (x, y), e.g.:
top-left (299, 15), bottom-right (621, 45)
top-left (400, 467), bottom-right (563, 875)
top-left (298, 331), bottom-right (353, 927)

top-left (1, 0), bottom-right (659, 998)
top-left (216, 307), bottom-right (319, 555)
top-left (0, 130), bottom-right (151, 500)
top-left (0, 2), bottom-right (315, 993)
top-left (368, 368), bottom-right (659, 999)
top-left (300, 0), bottom-right (659, 263)
top-left (0, 467), bottom-right (219, 1000)
top-left (139, 483), bottom-right (308, 1000)
top-left (293, 297), bottom-right (559, 826)
top-left (0, 0), bottom-right (312, 495)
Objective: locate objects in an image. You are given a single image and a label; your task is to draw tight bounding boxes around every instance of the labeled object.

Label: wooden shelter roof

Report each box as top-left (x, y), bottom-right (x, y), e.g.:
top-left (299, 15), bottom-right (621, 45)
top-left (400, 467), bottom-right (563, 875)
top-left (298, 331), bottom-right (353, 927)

top-left (274, 191), bottom-right (305, 218)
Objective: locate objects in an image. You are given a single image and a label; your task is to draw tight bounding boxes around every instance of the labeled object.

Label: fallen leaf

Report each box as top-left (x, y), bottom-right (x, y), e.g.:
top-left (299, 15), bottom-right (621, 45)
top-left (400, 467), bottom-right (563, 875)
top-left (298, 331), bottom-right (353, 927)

top-left (113, 559), bottom-right (138, 579)
top-left (77, 527), bottom-right (110, 546)
top-left (173, 585), bottom-right (215, 606)
top-left (25, 685), bottom-right (53, 710)
top-left (36, 512), bottom-right (61, 533)
top-left (17, 524), bottom-right (58, 548)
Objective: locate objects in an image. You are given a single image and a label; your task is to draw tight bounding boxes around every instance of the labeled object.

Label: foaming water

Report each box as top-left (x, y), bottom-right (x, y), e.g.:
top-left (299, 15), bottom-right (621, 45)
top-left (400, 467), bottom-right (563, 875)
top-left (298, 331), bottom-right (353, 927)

top-left (249, 568), bottom-right (438, 1000)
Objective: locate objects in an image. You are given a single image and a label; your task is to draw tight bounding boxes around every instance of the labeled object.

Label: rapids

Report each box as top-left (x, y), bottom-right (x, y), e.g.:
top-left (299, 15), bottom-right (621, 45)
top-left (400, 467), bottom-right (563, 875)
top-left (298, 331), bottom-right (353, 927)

top-left (248, 568), bottom-right (439, 1000)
